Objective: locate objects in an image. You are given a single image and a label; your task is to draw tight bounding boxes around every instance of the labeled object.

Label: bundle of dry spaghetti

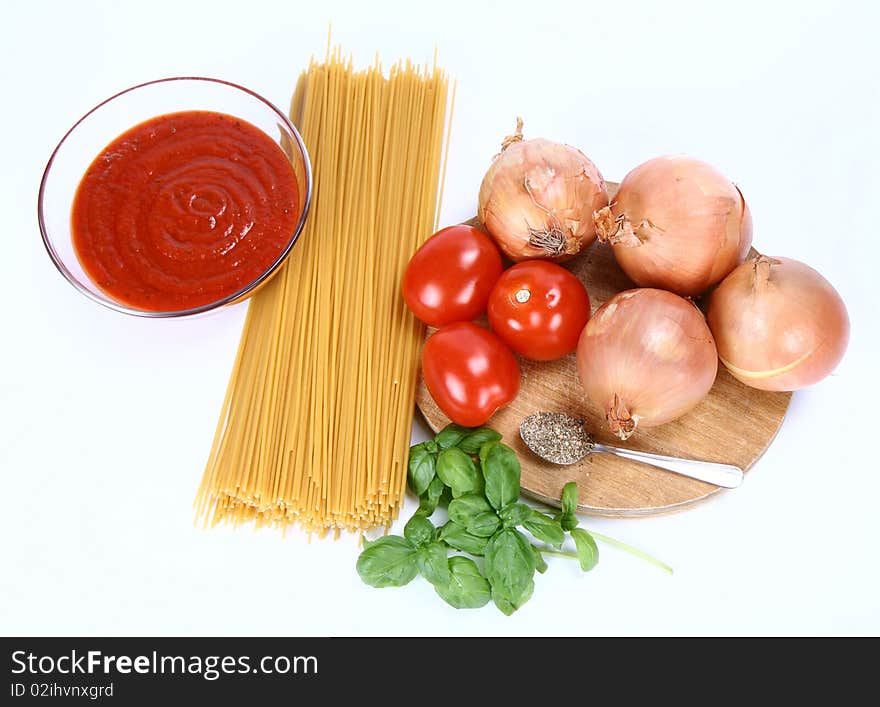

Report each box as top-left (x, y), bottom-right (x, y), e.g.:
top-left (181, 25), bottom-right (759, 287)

top-left (195, 48), bottom-right (453, 533)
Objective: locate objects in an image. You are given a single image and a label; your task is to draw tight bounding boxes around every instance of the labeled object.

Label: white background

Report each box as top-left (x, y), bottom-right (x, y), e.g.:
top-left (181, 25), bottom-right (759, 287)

top-left (1, 0), bottom-right (878, 636)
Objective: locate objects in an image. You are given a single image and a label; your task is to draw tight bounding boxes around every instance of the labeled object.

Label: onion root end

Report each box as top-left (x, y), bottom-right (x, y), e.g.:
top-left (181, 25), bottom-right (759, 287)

top-left (607, 394), bottom-right (640, 440)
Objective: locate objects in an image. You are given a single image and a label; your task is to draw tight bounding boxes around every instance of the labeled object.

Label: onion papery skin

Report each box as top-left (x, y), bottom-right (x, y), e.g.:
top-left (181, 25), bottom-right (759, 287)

top-left (707, 256), bottom-right (849, 391)
top-left (576, 288), bottom-right (718, 440)
top-left (478, 122), bottom-right (608, 262)
top-left (594, 155), bottom-right (752, 296)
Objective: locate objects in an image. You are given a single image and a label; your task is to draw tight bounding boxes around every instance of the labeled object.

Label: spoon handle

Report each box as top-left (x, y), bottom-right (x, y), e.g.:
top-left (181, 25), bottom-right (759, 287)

top-left (592, 443), bottom-right (744, 488)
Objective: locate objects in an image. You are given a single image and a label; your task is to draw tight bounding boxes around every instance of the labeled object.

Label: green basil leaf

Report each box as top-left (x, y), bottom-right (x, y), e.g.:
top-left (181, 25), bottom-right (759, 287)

top-left (451, 474), bottom-right (484, 498)
top-left (491, 578), bottom-right (534, 616)
top-left (436, 447), bottom-right (480, 494)
top-left (484, 528), bottom-right (536, 615)
top-left (561, 481), bottom-right (579, 519)
top-left (433, 556), bottom-right (492, 609)
top-left (448, 493), bottom-right (493, 527)
top-left (482, 443), bottom-right (521, 511)
top-left (407, 443), bottom-right (436, 496)
top-left (499, 502), bottom-right (532, 528)
top-left (570, 528), bottom-right (599, 572)
top-left (418, 476), bottom-right (446, 515)
top-left (458, 428), bottom-right (503, 455)
top-left (523, 510), bottom-right (565, 549)
top-left (434, 424), bottom-right (471, 450)
top-left (471, 469), bottom-right (485, 496)
top-left (356, 535), bottom-right (419, 588)
top-left (424, 440), bottom-right (440, 454)
top-left (560, 514), bottom-right (579, 532)
top-left (416, 541), bottom-right (451, 586)
top-left (531, 545), bottom-right (548, 574)
top-left (491, 593), bottom-right (515, 616)
top-left (479, 440), bottom-right (500, 468)
top-left (438, 522), bottom-right (490, 556)
top-left (467, 510), bottom-right (502, 538)
top-left (403, 513), bottom-right (435, 547)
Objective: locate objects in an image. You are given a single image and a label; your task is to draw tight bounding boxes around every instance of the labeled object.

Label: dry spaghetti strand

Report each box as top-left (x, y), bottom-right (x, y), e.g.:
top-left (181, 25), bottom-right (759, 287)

top-left (195, 49), bottom-right (451, 534)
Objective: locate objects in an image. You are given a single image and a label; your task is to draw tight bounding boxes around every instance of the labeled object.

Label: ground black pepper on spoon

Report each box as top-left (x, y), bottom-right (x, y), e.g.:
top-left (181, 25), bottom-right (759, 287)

top-left (519, 411), bottom-right (744, 489)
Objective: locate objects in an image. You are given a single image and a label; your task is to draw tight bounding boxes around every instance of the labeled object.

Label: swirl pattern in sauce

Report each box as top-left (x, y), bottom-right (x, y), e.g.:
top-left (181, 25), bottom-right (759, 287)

top-left (71, 110), bottom-right (299, 311)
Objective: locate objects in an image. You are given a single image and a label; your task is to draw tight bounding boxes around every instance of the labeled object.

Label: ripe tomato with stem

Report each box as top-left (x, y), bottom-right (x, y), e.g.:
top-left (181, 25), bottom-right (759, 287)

top-left (488, 261), bottom-right (591, 361)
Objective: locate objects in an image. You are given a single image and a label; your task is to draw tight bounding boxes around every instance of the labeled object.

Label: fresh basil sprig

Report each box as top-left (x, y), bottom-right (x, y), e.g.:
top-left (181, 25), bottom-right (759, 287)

top-left (418, 476), bottom-right (446, 515)
top-left (403, 513), bottom-right (436, 546)
top-left (416, 541), bottom-right (452, 586)
top-left (523, 509), bottom-right (565, 549)
top-left (436, 447), bottom-right (481, 495)
top-left (448, 493), bottom-right (492, 526)
top-left (434, 556), bottom-right (491, 609)
top-left (484, 528), bottom-right (536, 614)
top-left (558, 480), bottom-right (580, 531)
top-left (356, 536), bottom-right (419, 588)
top-left (570, 527), bottom-right (599, 572)
top-left (483, 443), bottom-right (520, 511)
top-left (357, 424), bottom-right (671, 614)
top-left (407, 443), bottom-right (437, 496)
top-left (439, 521), bottom-right (489, 555)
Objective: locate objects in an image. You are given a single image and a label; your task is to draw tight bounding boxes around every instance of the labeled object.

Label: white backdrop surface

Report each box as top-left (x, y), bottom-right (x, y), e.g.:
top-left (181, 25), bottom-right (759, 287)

top-left (1, 0), bottom-right (878, 636)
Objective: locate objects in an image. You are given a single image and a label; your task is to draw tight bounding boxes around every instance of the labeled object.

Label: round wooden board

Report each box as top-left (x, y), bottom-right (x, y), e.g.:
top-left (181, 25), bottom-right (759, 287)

top-left (415, 185), bottom-right (792, 517)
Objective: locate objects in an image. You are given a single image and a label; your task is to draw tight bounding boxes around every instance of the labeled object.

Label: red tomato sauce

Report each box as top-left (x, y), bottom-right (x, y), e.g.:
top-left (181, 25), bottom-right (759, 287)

top-left (71, 110), bottom-right (299, 311)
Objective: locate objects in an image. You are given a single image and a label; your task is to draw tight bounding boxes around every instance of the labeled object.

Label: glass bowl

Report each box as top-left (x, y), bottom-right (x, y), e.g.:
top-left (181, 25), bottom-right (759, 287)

top-left (38, 77), bottom-right (312, 318)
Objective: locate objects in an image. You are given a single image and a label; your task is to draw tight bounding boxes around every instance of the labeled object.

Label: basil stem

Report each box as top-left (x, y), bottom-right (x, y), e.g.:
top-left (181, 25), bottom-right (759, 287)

top-left (589, 531), bottom-right (673, 575)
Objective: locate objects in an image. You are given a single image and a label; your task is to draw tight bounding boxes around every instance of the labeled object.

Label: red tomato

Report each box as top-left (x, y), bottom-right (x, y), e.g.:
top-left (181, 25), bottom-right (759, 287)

top-left (421, 322), bottom-right (520, 427)
top-left (402, 225), bottom-right (503, 327)
top-left (487, 261), bottom-right (591, 361)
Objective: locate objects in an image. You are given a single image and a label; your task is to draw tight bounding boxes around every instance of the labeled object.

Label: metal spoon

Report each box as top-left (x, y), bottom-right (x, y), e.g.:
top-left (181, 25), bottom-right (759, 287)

top-left (519, 411), bottom-right (744, 489)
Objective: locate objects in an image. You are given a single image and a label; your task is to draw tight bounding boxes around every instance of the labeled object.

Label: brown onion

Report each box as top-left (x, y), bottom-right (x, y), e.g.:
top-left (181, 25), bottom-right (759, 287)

top-left (707, 255), bottom-right (849, 391)
top-left (594, 155), bottom-right (752, 296)
top-left (576, 288), bottom-right (718, 440)
top-left (478, 118), bottom-right (608, 262)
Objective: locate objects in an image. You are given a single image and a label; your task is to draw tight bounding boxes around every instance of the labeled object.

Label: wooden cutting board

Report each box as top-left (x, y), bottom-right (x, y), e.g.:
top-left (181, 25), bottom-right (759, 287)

top-left (415, 184), bottom-right (792, 517)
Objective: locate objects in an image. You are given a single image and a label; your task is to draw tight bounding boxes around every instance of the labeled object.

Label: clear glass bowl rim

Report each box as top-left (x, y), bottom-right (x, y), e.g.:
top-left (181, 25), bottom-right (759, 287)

top-left (37, 76), bottom-right (313, 318)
